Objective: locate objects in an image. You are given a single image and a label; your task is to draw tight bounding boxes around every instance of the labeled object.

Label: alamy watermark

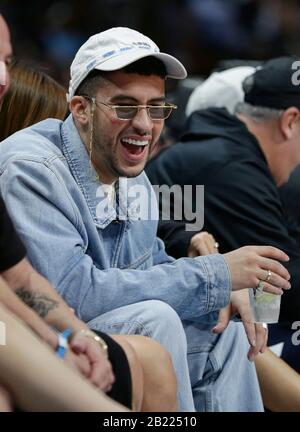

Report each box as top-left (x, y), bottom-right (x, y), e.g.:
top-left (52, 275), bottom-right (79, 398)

top-left (291, 321), bottom-right (300, 346)
top-left (0, 321), bottom-right (6, 346)
top-left (95, 179), bottom-right (204, 231)
top-left (281, 60), bottom-right (300, 347)
top-left (291, 61), bottom-right (300, 86)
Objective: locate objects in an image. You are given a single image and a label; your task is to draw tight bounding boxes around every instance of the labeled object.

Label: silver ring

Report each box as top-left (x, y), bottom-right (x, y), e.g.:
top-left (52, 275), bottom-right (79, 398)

top-left (214, 242), bottom-right (219, 249)
top-left (256, 280), bottom-right (265, 294)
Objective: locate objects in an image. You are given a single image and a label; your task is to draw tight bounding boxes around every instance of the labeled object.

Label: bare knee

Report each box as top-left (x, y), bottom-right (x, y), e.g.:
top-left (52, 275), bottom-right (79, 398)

top-left (144, 338), bottom-right (178, 411)
top-left (122, 335), bottom-right (178, 412)
top-left (111, 336), bottom-right (144, 412)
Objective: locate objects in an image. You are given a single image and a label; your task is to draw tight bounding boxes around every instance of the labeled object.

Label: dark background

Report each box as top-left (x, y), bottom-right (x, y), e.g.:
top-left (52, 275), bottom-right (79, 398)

top-left (2, 0), bottom-right (300, 87)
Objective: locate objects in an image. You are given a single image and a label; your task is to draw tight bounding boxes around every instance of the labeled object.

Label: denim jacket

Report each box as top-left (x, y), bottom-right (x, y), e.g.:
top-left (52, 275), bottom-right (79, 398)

top-left (0, 115), bottom-right (230, 322)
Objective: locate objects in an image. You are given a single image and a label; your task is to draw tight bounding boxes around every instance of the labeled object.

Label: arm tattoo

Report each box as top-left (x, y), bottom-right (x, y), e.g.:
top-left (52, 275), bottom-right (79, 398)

top-left (15, 287), bottom-right (59, 318)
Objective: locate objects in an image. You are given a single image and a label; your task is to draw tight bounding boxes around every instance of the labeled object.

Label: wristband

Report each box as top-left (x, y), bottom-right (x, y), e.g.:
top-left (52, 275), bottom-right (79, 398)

top-left (55, 328), bottom-right (73, 359)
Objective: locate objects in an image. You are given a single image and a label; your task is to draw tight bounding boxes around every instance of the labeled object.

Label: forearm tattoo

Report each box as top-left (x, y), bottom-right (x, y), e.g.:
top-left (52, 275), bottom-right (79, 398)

top-left (16, 287), bottom-right (59, 318)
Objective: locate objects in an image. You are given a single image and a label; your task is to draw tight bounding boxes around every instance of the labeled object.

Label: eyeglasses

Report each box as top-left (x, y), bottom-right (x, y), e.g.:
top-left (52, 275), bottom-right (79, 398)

top-left (82, 95), bottom-right (177, 120)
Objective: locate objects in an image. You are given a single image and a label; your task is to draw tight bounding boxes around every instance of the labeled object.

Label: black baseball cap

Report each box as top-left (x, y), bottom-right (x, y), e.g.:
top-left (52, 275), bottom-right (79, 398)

top-left (243, 56), bottom-right (300, 109)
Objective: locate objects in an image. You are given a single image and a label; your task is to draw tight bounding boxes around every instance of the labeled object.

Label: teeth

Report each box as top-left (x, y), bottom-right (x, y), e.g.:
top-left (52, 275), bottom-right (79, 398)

top-left (122, 138), bottom-right (149, 146)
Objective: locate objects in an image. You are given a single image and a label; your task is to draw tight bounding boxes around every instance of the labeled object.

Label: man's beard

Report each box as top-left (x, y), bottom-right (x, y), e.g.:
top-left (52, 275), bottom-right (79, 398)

top-left (92, 124), bottom-right (150, 180)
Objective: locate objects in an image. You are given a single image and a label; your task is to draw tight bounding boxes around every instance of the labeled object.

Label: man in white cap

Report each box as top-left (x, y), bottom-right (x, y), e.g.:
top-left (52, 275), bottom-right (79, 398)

top-left (0, 27), bottom-right (291, 411)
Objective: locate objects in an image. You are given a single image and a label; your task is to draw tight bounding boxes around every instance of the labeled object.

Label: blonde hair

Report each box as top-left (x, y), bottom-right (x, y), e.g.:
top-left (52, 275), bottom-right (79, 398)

top-left (0, 61), bottom-right (68, 140)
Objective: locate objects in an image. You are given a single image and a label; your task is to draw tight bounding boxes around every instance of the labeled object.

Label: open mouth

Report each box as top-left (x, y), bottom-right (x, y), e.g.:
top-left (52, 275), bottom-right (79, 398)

top-left (120, 138), bottom-right (149, 160)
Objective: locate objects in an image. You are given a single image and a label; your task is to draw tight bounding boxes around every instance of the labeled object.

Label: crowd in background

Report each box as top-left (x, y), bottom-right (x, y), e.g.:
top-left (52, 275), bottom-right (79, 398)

top-left (1, 0), bottom-right (300, 414)
top-left (3, 0), bottom-right (300, 85)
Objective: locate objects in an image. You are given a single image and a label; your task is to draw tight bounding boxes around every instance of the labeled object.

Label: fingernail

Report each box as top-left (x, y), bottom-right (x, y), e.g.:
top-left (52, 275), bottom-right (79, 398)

top-left (251, 339), bottom-right (256, 347)
top-left (248, 353), bottom-right (255, 362)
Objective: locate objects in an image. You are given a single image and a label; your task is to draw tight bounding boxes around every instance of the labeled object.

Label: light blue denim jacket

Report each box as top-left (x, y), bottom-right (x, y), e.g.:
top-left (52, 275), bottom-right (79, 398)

top-left (0, 115), bottom-right (231, 322)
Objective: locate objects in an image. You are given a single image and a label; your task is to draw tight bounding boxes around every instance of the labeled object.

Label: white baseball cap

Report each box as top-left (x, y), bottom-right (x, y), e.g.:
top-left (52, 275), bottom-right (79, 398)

top-left (185, 66), bottom-right (256, 116)
top-left (67, 27), bottom-right (187, 101)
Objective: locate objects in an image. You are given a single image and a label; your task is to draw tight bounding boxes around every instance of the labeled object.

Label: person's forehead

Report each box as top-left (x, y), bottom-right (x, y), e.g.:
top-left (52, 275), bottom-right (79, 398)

top-left (95, 70), bottom-right (165, 98)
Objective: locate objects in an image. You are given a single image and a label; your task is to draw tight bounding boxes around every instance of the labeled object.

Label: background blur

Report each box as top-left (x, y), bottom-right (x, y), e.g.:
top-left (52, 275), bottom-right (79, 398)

top-left (2, 0), bottom-right (300, 137)
top-left (2, 0), bottom-right (300, 85)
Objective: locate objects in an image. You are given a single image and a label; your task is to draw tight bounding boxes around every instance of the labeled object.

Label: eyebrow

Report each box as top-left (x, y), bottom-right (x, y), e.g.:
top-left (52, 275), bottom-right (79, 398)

top-left (109, 95), bottom-right (166, 104)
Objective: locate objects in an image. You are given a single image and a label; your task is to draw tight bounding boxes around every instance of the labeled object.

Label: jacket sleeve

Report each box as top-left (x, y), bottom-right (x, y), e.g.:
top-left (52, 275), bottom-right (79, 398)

top-left (0, 159), bottom-right (231, 323)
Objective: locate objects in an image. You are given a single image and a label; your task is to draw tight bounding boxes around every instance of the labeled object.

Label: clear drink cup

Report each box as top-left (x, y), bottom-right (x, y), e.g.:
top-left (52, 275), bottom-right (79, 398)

top-left (248, 288), bottom-right (281, 323)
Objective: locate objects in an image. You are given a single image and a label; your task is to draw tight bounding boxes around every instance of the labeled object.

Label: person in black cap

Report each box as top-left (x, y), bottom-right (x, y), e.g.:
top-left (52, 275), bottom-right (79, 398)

top-left (147, 57), bottom-right (300, 383)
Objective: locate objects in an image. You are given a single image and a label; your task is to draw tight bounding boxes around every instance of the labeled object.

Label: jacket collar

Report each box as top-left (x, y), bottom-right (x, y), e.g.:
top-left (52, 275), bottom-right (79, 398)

top-left (60, 115), bottom-right (140, 229)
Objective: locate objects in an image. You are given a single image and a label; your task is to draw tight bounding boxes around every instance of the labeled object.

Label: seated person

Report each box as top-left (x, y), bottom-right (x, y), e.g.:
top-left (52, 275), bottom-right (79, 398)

top-left (0, 22), bottom-right (177, 411)
top-left (0, 25), bottom-right (292, 411)
top-left (146, 60), bottom-right (300, 410)
top-left (0, 300), bottom-right (129, 412)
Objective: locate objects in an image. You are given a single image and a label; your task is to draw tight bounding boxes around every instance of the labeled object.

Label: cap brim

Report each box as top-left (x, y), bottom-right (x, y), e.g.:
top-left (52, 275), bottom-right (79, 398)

top-left (94, 50), bottom-right (187, 79)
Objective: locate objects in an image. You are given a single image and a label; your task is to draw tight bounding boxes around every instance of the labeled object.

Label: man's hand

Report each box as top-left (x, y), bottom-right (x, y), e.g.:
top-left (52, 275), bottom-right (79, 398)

top-left (223, 246), bottom-right (291, 294)
top-left (188, 231), bottom-right (218, 257)
top-left (211, 290), bottom-right (268, 361)
top-left (69, 332), bottom-right (115, 393)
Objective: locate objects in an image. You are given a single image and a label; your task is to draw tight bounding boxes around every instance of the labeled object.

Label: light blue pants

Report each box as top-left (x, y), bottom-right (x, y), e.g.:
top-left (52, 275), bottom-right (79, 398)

top-left (88, 300), bottom-right (263, 412)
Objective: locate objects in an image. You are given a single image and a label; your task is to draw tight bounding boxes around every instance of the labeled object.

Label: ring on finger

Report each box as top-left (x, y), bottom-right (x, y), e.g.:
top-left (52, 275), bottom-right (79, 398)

top-left (263, 269), bottom-right (272, 283)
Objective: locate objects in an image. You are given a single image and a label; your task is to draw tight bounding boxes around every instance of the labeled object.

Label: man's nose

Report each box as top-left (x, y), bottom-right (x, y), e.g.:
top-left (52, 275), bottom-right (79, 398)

top-left (131, 106), bottom-right (153, 132)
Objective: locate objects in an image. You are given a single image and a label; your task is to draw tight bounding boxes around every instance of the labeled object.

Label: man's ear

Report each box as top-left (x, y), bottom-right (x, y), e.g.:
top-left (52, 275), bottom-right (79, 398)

top-left (279, 107), bottom-right (300, 140)
top-left (69, 96), bottom-right (90, 126)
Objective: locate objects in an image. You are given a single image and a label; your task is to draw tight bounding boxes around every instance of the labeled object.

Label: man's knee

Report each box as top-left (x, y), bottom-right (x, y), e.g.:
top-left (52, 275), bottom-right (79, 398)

top-left (87, 300), bottom-right (186, 343)
top-left (141, 300), bottom-right (184, 332)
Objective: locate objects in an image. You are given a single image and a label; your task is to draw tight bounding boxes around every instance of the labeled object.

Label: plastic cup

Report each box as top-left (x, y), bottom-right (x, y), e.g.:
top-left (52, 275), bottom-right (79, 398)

top-left (248, 288), bottom-right (281, 323)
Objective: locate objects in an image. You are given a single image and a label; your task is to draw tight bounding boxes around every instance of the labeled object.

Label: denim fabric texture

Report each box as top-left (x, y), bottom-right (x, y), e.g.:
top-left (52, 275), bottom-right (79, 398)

top-left (0, 115), bottom-right (263, 411)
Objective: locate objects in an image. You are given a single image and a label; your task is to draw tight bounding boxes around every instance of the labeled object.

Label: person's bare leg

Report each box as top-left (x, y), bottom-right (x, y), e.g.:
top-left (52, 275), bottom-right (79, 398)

top-left (114, 335), bottom-right (178, 411)
top-left (0, 385), bottom-right (12, 412)
top-left (255, 347), bottom-right (300, 411)
top-left (111, 336), bottom-right (144, 411)
top-left (0, 303), bottom-right (128, 412)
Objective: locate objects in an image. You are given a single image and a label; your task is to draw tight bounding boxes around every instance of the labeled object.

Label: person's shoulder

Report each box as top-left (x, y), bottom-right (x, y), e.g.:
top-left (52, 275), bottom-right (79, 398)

top-left (146, 139), bottom-right (233, 187)
top-left (0, 119), bottom-right (64, 169)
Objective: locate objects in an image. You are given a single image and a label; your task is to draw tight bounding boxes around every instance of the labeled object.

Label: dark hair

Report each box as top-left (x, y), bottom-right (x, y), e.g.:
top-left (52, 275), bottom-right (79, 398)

top-left (0, 60), bottom-right (68, 140)
top-left (76, 56), bottom-right (166, 97)
top-left (123, 56), bottom-right (166, 77)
